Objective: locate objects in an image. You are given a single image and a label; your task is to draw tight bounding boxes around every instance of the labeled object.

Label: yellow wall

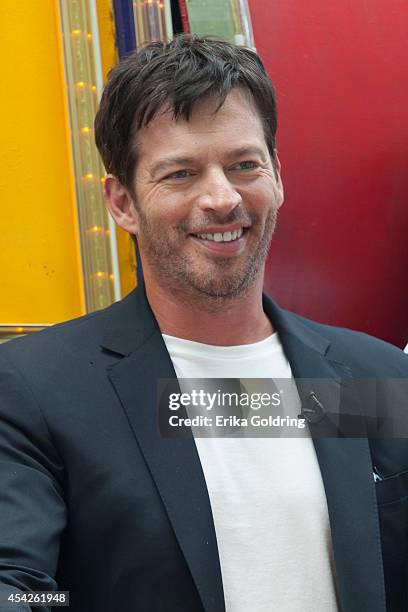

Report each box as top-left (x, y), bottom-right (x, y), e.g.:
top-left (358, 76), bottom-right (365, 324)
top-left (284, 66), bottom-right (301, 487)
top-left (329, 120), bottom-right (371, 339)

top-left (0, 1), bottom-right (85, 324)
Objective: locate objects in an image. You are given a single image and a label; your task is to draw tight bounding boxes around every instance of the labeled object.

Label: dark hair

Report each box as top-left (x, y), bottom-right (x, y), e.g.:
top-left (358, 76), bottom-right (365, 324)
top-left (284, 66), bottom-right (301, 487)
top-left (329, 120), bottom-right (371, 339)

top-left (95, 34), bottom-right (278, 192)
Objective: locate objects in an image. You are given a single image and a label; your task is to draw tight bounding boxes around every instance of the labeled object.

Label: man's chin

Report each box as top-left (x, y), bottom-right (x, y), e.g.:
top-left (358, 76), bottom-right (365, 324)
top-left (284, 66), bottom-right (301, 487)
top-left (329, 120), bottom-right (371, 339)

top-left (186, 272), bottom-right (257, 301)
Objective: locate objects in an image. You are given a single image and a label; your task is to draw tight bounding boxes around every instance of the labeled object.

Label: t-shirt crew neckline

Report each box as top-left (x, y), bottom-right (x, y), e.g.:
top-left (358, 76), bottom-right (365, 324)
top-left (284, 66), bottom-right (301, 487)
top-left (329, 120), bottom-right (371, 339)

top-left (161, 332), bottom-right (280, 360)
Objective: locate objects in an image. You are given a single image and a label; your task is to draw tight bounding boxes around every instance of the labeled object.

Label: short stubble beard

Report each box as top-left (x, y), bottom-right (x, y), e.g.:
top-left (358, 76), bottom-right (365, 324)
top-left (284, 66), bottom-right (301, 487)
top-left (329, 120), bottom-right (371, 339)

top-left (135, 206), bottom-right (278, 309)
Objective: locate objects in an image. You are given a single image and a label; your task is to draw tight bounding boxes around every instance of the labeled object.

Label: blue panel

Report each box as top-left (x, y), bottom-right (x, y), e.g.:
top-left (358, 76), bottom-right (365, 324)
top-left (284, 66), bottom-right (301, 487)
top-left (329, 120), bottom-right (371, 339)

top-left (112, 0), bottom-right (137, 58)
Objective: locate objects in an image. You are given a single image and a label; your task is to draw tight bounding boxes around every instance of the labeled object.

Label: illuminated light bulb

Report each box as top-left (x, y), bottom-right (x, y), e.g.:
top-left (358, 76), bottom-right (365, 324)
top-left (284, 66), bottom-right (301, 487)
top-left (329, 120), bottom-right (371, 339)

top-left (84, 173), bottom-right (94, 180)
top-left (71, 29), bottom-right (81, 36)
top-left (96, 271), bottom-right (105, 278)
top-left (109, 274), bottom-right (114, 280)
top-left (90, 225), bottom-right (103, 233)
top-left (76, 81), bottom-right (85, 88)
top-left (87, 33), bottom-right (92, 40)
top-left (100, 176), bottom-right (106, 183)
top-left (81, 127), bottom-right (91, 134)
top-left (16, 327), bottom-right (24, 334)
top-left (91, 85), bottom-right (97, 92)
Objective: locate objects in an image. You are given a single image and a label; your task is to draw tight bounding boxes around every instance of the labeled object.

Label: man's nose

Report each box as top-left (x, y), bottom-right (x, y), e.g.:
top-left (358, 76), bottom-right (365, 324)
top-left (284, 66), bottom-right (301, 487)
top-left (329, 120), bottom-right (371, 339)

top-left (196, 169), bottom-right (242, 216)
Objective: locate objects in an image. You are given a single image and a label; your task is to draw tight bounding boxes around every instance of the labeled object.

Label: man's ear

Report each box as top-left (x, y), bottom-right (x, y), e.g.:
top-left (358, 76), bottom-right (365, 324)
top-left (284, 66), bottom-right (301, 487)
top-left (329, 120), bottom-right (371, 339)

top-left (273, 149), bottom-right (284, 209)
top-left (103, 174), bottom-right (139, 234)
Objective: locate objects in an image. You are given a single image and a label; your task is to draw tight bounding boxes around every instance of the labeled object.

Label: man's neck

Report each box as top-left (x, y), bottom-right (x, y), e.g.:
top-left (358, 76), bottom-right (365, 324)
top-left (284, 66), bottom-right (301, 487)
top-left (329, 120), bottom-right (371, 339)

top-left (144, 277), bottom-right (274, 346)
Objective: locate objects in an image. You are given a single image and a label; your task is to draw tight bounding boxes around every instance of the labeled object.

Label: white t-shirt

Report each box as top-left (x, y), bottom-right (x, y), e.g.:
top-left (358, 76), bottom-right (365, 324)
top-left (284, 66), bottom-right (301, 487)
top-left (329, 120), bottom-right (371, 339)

top-left (162, 332), bottom-right (339, 612)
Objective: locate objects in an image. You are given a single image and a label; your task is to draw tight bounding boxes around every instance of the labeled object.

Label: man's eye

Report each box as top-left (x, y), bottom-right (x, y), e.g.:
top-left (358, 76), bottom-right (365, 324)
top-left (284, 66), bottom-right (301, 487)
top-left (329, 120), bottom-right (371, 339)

top-left (166, 170), bottom-right (191, 179)
top-left (233, 161), bottom-right (259, 170)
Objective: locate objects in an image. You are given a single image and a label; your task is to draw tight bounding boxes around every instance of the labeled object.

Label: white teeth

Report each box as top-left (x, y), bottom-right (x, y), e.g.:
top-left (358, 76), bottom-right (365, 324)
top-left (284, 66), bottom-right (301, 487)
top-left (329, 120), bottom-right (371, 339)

top-left (195, 228), bottom-right (245, 242)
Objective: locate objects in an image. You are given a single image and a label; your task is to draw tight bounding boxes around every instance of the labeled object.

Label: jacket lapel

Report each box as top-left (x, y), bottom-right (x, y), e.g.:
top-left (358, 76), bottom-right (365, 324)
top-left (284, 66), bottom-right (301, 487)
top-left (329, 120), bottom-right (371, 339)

top-left (263, 295), bottom-right (386, 612)
top-left (101, 288), bottom-right (225, 612)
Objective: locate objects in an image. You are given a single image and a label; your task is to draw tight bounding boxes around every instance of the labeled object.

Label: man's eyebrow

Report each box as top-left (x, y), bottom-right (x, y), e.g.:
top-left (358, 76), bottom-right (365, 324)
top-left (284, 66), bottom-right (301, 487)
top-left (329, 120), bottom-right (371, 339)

top-left (149, 146), bottom-right (267, 178)
top-left (225, 146), bottom-right (267, 160)
top-left (149, 157), bottom-right (196, 178)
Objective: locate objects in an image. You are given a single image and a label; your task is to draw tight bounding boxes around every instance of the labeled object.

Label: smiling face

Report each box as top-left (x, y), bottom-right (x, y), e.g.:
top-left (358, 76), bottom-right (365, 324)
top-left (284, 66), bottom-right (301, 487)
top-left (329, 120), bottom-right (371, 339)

top-left (108, 88), bottom-right (283, 301)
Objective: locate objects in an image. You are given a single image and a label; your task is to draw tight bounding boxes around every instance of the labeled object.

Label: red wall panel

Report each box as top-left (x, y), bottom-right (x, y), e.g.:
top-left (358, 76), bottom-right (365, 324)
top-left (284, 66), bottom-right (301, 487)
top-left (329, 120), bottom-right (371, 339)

top-left (250, 0), bottom-right (408, 347)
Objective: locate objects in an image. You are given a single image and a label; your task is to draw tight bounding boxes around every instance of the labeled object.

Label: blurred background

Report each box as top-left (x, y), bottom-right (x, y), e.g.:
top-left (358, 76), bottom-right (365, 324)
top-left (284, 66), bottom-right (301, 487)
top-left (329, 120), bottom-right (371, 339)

top-left (1, 0), bottom-right (407, 346)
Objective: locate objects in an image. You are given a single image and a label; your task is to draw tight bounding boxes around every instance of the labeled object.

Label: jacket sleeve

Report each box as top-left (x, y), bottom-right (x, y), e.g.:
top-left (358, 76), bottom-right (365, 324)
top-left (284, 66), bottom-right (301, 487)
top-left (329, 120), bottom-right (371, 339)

top-left (0, 351), bottom-right (67, 611)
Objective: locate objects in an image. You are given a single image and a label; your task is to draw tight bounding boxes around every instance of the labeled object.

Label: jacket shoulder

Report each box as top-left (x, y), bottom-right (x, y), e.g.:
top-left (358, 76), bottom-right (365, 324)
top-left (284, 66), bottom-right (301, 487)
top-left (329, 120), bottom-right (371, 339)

top-left (284, 309), bottom-right (408, 376)
top-left (0, 302), bottom-right (113, 366)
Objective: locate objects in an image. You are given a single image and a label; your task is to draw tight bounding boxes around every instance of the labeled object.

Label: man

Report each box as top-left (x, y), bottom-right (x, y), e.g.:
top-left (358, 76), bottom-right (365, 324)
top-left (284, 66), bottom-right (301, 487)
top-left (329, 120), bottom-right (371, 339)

top-left (0, 35), bottom-right (407, 612)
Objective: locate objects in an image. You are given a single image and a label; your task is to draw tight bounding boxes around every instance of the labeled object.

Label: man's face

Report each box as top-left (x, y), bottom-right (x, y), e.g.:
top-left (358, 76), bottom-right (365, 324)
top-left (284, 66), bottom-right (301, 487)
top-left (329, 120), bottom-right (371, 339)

top-left (130, 88), bottom-right (283, 299)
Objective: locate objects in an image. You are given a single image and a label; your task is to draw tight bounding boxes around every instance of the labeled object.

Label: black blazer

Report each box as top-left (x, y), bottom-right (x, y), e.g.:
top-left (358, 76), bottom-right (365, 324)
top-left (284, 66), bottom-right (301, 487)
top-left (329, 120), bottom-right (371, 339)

top-left (0, 287), bottom-right (407, 612)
